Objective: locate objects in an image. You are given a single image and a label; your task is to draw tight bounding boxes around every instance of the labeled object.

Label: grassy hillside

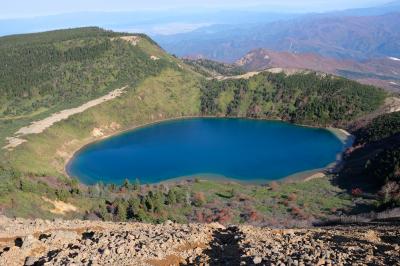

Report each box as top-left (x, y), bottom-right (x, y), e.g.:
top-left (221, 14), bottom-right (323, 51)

top-left (0, 27), bottom-right (392, 221)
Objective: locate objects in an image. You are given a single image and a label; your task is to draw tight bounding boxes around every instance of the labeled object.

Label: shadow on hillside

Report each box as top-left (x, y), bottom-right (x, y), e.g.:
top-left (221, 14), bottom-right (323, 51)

top-left (184, 226), bottom-right (252, 266)
top-left (334, 134), bottom-right (400, 194)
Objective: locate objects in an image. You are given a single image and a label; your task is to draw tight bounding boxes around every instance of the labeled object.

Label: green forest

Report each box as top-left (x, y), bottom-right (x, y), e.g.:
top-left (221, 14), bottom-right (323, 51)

top-left (201, 72), bottom-right (386, 126)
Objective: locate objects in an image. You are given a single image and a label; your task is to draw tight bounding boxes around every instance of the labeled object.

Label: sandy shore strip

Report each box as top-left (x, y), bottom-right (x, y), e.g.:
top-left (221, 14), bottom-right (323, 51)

top-left (3, 86), bottom-right (127, 150)
top-left (326, 127), bottom-right (353, 144)
top-left (303, 172), bottom-right (326, 182)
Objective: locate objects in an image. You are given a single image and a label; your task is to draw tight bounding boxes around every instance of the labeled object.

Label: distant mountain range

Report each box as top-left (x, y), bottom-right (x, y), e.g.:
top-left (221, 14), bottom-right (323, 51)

top-left (1, 1), bottom-right (399, 92)
top-left (155, 12), bottom-right (400, 62)
top-left (327, 0), bottom-right (400, 16)
top-left (0, 10), bottom-right (299, 37)
top-left (2, 1), bottom-right (400, 38)
top-left (151, 1), bottom-right (400, 92)
top-left (236, 49), bottom-right (400, 91)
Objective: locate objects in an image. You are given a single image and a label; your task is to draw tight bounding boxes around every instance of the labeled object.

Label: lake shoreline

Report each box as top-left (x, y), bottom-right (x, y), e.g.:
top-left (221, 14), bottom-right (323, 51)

top-left (64, 115), bottom-right (353, 185)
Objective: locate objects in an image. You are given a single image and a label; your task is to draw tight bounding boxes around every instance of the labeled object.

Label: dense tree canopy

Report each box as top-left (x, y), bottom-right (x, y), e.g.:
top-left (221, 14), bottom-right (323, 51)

top-left (201, 72), bottom-right (386, 126)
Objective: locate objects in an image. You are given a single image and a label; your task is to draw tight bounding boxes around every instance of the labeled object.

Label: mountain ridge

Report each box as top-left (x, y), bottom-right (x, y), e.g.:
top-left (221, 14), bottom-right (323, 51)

top-left (235, 48), bottom-right (400, 91)
top-left (156, 12), bottom-right (400, 62)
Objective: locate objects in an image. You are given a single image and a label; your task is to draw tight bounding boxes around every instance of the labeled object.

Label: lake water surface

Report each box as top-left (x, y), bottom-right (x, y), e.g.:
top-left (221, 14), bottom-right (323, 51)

top-left (67, 118), bottom-right (347, 184)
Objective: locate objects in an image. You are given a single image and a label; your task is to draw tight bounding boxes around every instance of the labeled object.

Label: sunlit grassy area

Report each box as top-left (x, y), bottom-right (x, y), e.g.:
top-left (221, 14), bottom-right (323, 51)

top-left (189, 177), bottom-right (354, 224)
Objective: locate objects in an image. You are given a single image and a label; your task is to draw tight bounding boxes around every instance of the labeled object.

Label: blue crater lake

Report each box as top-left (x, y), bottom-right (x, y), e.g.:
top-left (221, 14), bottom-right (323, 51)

top-left (67, 118), bottom-right (348, 185)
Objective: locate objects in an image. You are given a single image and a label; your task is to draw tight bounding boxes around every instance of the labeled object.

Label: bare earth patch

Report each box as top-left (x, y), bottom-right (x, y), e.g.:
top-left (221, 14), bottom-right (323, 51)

top-left (213, 68), bottom-right (313, 81)
top-left (116, 36), bottom-right (141, 46)
top-left (213, 71), bottom-right (261, 81)
top-left (3, 87), bottom-right (127, 150)
top-left (41, 197), bottom-right (78, 215)
top-left (384, 96), bottom-right (400, 113)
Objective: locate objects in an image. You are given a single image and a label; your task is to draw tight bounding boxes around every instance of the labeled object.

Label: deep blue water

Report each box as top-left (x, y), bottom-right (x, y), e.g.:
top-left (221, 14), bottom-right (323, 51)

top-left (67, 118), bottom-right (346, 185)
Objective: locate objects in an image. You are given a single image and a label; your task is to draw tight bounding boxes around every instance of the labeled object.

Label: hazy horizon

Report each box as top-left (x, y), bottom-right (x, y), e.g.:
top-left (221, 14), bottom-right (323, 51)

top-left (1, 0), bottom-right (394, 19)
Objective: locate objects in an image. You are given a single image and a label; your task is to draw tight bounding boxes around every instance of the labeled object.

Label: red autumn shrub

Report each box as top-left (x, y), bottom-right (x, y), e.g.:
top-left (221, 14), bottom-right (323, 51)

top-left (290, 205), bottom-right (308, 219)
top-left (214, 208), bottom-right (232, 224)
top-left (351, 188), bottom-right (363, 197)
top-left (195, 210), bottom-right (205, 223)
top-left (248, 211), bottom-right (261, 222)
top-left (282, 200), bottom-right (289, 207)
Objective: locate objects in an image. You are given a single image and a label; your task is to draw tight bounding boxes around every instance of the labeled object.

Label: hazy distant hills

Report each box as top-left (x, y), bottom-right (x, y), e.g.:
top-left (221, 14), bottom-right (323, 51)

top-left (236, 48), bottom-right (400, 91)
top-left (2, 1), bottom-right (400, 38)
top-left (328, 0), bottom-right (400, 16)
top-left (153, 2), bottom-right (400, 91)
top-left (156, 12), bottom-right (400, 62)
top-left (0, 10), bottom-right (299, 37)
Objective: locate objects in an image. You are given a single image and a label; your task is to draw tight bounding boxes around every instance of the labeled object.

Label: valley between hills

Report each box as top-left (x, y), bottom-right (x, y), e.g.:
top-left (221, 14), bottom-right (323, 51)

top-left (0, 27), bottom-right (399, 265)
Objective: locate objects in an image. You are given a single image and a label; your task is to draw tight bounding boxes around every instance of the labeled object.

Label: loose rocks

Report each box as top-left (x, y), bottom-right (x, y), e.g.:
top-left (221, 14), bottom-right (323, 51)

top-left (0, 216), bottom-right (399, 266)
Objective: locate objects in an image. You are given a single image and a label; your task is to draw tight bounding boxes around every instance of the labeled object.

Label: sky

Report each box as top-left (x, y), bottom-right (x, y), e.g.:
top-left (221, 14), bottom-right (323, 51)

top-left (0, 0), bottom-right (394, 19)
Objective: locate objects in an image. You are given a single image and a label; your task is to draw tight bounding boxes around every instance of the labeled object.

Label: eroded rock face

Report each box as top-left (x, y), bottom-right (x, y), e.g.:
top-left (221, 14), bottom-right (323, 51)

top-left (0, 216), bottom-right (399, 266)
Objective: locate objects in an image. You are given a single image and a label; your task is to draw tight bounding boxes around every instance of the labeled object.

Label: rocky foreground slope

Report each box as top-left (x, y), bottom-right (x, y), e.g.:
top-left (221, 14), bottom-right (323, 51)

top-left (0, 216), bottom-right (399, 266)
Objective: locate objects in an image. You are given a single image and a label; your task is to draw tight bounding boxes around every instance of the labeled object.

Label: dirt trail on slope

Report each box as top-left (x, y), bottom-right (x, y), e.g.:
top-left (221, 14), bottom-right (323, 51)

top-left (213, 71), bottom-right (261, 80)
top-left (3, 87), bottom-right (127, 150)
top-left (211, 68), bottom-right (312, 81)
